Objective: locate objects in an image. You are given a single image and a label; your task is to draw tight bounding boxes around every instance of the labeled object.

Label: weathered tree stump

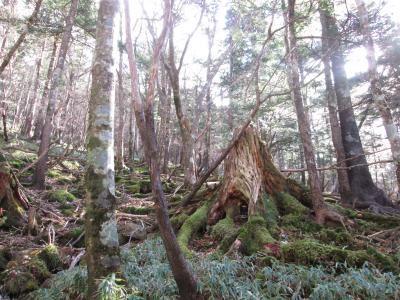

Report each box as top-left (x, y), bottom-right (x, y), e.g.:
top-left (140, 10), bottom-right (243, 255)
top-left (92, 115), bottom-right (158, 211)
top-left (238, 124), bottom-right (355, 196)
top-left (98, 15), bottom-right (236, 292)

top-left (208, 126), bottom-right (312, 225)
top-left (0, 156), bottom-right (28, 228)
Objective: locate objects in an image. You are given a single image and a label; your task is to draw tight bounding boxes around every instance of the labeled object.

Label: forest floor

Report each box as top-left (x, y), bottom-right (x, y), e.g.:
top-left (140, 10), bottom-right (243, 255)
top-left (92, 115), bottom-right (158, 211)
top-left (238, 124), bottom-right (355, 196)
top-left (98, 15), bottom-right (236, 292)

top-left (0, 135), bottom-right (400, 299)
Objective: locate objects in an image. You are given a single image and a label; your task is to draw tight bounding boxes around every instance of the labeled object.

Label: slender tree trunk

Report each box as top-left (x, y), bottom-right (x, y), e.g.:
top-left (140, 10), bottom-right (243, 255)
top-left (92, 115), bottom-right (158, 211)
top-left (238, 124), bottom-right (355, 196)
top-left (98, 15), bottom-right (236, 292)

top-left (319, 7), bottom-right (353, 205)
top-left (21, 39), bottom-right (46, 137)
top-left (168, 29), bottom-right (196, 187)
top-left (0, 0), bottom-right (43, 75)
top-left (85, 0), bottom-right (120, 299)
top-left (115, 18), bottom-right (125, 170)
top-left (355, 0), bottom-right (400, 192)
top-left (319, 0), bottom-right (391, 207)
top-left (33, 0), bottom-right (79, 189)
top-left (85, 0), bottom-right (120, 298)
top-left (124, 0), bottom-right (200, 298)
top-left (284, 0), bottom-right (333, 224)
top-left (33, 36), bottom-right (58, 140)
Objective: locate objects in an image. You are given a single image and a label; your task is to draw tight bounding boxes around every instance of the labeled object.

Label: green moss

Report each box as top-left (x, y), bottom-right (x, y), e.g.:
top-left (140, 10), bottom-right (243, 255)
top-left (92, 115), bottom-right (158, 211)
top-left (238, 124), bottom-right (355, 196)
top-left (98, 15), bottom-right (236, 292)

top-left (139, 179), bottom-right (152, 193)
top-left (170, 213), bottom-right (189, 231)
top-left (122, 206), bottom-right (153, 215)
top-left (366, 247), bottom-right (398, 272)
top-left (126, 184), bottom-right (140, 194)
top-left (11, 150), bottom-right (37, 163)
top-left (61, 208), bottom-right (75, 217)
top-left (318, 228), bottom-right (352, 245)
top-left (170, 195), bottom-right (183, 203)
top-left (177, 201), bottom-right (211, 257)
top-left (47, 169), bottom-right (75, 184)
top-left (282, 239), bottom-right (397, 271)
top-left (277, 192), bottom-right (309, 215)
top-left (238, 215), bottom-right (275, 255)
top-left (211, 217), bottom-right (237, 240)
top-left (28, 257), bottom-right (51, 281)
top-left (281, 213), bottom-right (322, 233)
top-left (38, 244), bottom-right (62, 271)
top-left (47, 189), bottom-right (76, 204)
top-left (4, 271), bottom-right (38, 295)
top-left (262, 194), bottom-right (279, 233)
top-left (9, 158), bottom-right (24, 168)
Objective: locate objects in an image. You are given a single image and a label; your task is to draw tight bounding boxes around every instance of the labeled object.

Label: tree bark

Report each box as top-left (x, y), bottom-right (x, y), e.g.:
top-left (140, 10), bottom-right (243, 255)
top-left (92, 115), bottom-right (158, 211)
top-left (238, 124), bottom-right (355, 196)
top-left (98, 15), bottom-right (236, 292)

top-left (124, 0), bottom-right (200, 298)
top-left (85, 0), bottom-right (120, 298)
top-left (33, 36), bottom-right (58, 140)
top-left (284, 0), bottom-right (334, 224)
top-left (167, 28), bottom-right (196, 186)
top-left (355, 0), bottom-right (400, 192)
top-left (0, 0), bottom-right (43, 75)
top-left (21, 39), bottom-right (46, 137)
top-left (33, 0), bottom-right (79, 189)
top-left (319, 0), bottom-right (391, 208)
top-left (319, 7), bottom-right (353, 205)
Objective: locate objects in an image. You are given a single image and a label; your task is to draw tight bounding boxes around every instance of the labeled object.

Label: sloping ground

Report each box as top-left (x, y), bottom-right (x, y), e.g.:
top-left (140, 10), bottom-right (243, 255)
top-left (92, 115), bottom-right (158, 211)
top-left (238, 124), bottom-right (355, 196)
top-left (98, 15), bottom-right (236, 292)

top-left (0, 135), bottom-right (399, 299)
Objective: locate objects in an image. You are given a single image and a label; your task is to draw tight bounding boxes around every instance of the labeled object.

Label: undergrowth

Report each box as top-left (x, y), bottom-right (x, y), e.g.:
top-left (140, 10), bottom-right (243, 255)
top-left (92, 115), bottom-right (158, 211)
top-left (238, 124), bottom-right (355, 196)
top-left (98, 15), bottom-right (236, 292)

top-left (31, 238), bottom-right (400, 300)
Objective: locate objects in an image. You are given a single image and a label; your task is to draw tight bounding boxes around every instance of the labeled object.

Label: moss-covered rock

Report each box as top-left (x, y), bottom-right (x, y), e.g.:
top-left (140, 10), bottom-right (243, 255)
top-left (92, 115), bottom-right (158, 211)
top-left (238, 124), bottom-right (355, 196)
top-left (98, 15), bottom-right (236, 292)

top-left (238, 215), bottom-right (276, 255)
top-left (47, 189), bottom-right (76, 204)
top-left (38, 244), bottom-right (63, 271)
top-left (177, 201), bottom-right (211, 257)
top-left (4, 270), bottom-right (38, 295)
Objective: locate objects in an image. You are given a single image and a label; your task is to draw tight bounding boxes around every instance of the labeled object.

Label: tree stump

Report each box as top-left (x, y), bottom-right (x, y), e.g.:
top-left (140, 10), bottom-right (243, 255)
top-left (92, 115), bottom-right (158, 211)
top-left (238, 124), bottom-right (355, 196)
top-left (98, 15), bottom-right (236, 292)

top-left (208, 126), bottom-right (312, 225)
top-left (0, 156), bottom-right (28, 228)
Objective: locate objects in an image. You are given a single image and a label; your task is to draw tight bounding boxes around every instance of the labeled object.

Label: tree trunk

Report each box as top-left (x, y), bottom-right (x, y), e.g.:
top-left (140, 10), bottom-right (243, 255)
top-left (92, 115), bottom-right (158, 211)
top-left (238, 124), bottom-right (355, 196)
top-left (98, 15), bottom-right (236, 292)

top-left (319, 0), bottom-right (391, 208)
top-left (21, 39), bottom-right (46, 137)
top-left (0, 0), bottom-right (43, 75)
top-left (168, 28), bottom-right (196, 187)
top-left (124, 0), bottom-right (201, 298)
top-left (284, 0), bottom-right (335, 224)
top-left (115, 20), bottom-right (125, 170)
top-left (355, 0), bottom-right (400, 192)
top-left (33, 0), bottom-right (79, 189)
top-left (85, 0), bottom-right (120, 298)
top-left (33, 36), bottom-right (58, 140)
top-left (319, 7), bottom-right (353, 205)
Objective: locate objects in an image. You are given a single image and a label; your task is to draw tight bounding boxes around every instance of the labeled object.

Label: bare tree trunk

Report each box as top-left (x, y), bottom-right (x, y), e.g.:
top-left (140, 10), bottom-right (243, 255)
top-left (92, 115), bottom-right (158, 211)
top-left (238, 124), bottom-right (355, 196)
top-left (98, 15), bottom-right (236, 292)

top-left (85, 0), bottom-right (120, 297)
top-left (284, 0), bottom-right (337, 224)
top-left (33, 0), bottom-right (79, 189)
top-left (21, 40), bottom-right (46, 137)
top-left (124, 0), bottom-right (200, 298)
top-left (319, 0), bottom-right (391, 208)
top-left (167, 29), bottom-right (196, 186)
top-left (355, 0), bottom-right (400, 192)
top-left (33, 36), bottom-right (58, 140)
top-left (319, 7), bottom-right (353, 205)
top-left (0, 0), bottom-right (43, 75)
top-left (115, 18), bottom-right (125, 170)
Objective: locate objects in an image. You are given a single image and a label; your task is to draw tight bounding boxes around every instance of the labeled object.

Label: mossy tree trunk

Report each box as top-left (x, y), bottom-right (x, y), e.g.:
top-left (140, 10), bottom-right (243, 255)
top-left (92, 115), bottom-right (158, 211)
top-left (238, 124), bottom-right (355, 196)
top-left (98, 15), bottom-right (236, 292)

top-left (0, 159), bottom-right (28, 228)
top-left (85, 0), bottom-right (120, 298)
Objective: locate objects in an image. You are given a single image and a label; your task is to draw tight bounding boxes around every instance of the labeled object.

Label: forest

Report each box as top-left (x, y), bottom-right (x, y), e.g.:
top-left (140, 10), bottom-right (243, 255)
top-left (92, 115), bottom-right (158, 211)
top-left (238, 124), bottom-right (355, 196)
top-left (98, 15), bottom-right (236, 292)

top-left (0, 0), bottom-right (399, 299)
